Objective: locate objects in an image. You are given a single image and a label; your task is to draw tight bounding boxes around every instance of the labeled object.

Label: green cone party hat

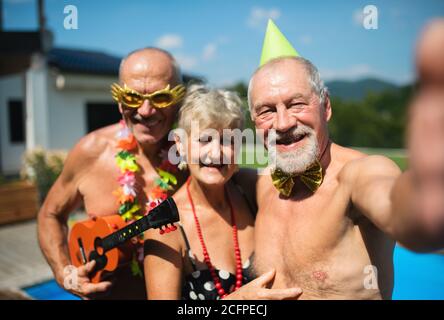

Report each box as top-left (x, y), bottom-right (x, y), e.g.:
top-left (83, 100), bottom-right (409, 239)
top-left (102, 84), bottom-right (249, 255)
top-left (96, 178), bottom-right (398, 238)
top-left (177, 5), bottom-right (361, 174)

top-left (259, 19), bottom-right (300, 67)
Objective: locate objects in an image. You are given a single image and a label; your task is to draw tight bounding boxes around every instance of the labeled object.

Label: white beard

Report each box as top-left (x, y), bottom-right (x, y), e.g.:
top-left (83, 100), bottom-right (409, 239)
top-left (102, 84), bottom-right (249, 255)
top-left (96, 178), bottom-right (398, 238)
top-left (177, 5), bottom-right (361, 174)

top-left (268, 125), bottom-right (319, 175)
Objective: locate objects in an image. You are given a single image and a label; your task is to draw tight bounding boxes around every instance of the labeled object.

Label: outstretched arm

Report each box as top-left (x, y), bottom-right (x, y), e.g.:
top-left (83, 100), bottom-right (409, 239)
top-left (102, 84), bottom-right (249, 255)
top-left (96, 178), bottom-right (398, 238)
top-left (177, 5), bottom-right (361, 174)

top-left (344, 155), bottom-right (443, 252)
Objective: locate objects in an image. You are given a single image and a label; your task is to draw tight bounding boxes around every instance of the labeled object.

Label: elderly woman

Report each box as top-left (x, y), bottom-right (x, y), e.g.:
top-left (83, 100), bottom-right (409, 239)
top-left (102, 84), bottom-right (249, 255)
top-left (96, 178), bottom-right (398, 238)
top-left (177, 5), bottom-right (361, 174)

top-left (144, 85), bottom-right (257, 300)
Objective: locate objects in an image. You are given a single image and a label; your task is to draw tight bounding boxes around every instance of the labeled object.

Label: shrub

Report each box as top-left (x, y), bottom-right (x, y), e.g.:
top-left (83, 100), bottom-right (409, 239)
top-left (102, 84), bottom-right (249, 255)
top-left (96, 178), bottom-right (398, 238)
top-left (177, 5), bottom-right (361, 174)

top-left (21, 147), bottom-right (67, 203)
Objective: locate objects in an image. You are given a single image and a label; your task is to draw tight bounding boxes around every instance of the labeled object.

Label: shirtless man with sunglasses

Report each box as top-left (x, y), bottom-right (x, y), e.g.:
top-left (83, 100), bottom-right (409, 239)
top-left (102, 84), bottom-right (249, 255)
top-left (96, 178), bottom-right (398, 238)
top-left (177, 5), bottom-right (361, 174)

top-left (37, 48), bottom-right (188, 299)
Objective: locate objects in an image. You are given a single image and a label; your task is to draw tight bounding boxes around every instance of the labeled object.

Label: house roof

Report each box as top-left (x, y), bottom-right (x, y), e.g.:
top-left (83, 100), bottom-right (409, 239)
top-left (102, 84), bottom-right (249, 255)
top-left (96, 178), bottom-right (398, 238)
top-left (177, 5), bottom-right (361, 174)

top-left (47, 47), bottom-right (204, 82)
top-left (48, 48), bottom-right (121, 76)
top-left (0, 29), bottom-right (203, 80)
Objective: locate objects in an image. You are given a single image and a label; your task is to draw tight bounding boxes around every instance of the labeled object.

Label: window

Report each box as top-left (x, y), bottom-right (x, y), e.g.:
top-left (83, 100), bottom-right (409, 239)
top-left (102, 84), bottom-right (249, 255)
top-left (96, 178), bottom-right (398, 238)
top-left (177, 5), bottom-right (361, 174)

top-left (8, 100), bottom-right (25, 143)
top-left (86, 103), bottom-right (121, 132)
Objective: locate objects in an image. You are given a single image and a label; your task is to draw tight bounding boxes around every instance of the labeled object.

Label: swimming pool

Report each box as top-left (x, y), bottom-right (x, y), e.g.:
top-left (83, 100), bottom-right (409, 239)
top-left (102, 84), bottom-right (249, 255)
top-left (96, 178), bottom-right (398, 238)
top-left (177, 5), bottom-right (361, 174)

top-left (392, 246), bottom-right (444, 299)
top-left (23, 245), bottom-right (444, 300)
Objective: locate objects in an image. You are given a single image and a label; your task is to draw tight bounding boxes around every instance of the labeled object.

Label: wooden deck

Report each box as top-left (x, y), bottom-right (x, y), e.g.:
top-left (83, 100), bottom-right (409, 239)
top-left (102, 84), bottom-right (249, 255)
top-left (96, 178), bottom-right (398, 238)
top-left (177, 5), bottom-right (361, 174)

top-left (0, 219), bottom-right (52, 290)
top-left (0, 211), bottom-right (86, 292)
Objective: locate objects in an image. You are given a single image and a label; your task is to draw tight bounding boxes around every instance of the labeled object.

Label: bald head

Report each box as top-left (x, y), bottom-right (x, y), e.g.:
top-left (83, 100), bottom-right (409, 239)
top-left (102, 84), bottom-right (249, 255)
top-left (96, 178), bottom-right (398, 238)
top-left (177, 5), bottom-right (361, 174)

top-left (416, 19), bottom-right (444, 84)
top-left (117, 48), bottom-right (183, 146)
top-left (119, 47), bottom-right (182, 89)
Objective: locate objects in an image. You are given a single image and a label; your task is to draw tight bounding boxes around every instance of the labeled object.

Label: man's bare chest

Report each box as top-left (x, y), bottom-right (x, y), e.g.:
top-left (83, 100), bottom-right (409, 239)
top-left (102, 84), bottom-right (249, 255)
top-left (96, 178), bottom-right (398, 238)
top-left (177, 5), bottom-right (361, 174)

top-left (79, 162), bottom-right (162, 217)
top-left (253, 186), bottom-right (360, 292)
top-left (256, 194), bottom-right (350, 256)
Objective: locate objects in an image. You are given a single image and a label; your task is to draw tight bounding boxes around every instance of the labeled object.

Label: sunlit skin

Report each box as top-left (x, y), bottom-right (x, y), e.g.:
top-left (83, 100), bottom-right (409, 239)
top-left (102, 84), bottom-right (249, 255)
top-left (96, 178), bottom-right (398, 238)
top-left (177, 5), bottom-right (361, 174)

top-left (225, 57), bottom-right (439, 300)
top-left (408, 89), bottom-right (444, 237)
top-left (144, 126), bottom-right (258, 299)
top-left (416, 19), bottom-right (444, 84)
top-left (250, 59), bottom-right (394, 299)
top-left (185, 128), bottom-right (239, 185)
top-left (252, 60), bottom-right (331, 156)
top-left (37, 48), bottom-right (187, 299)
top-left (119, 50), bottom-right (181, 148)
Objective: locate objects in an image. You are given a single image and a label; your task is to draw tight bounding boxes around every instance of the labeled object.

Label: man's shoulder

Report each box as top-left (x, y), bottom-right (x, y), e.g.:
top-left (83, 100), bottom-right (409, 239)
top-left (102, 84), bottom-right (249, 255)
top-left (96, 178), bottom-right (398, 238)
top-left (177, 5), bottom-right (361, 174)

top-left (73, 124), bottom-right (118, 157)
top-left (64, 124), bottom-right (119, 173)
top-left (334, 144), bottom-right (400, 183)
top-left (332, 144), bottom-right (367, 163)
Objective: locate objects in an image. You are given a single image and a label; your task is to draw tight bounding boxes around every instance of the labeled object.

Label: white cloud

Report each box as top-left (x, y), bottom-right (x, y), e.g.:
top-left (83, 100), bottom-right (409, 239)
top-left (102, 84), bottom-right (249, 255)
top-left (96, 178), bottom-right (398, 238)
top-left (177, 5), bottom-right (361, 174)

top-left (247, 7), bottom-right (281, 28)
top-left (353, 8), bottom-right (365, 26)
top-left (394, 72), bottom-right (415, 85)
top-left (155, 34), bottom-right (183, 50)
top-left (320, 64), bottom-right (414, 85)
top-left (201, 37), bottom-right (230, 62)
top-left (203, 43), bottom-right (217, 61)
top-left (175, 53), bottom-right (197, 70)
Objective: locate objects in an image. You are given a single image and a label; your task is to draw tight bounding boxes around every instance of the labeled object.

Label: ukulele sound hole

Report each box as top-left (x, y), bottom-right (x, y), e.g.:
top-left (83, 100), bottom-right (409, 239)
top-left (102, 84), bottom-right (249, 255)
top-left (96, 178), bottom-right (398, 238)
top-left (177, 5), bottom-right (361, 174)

top-left (89, 250), bottom-right (107, 272)
top-left (94, 237), bottom-right (104, 255)
top-left (89, 237), bottom-right (108, 272)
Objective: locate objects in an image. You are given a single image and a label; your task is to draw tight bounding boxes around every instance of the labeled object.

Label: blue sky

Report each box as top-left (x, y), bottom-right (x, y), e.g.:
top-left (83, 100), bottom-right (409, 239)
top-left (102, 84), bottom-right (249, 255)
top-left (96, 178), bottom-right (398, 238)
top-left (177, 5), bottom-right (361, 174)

top-left (4, 0), bottom-right (444, 86)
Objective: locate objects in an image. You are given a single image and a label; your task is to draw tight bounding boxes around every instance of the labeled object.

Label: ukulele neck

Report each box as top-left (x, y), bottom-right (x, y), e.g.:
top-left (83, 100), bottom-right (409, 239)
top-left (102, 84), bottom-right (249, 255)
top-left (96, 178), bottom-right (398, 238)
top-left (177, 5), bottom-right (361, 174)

top-left (95, 197), bottom-right (179, 254)
top-left (100, 216), bottom-right (149, 252)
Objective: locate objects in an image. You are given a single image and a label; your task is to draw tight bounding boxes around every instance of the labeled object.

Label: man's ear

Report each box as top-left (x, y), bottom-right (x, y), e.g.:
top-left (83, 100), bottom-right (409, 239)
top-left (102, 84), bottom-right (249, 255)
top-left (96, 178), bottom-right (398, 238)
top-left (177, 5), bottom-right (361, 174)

top-left (324, 94), bottom-right (332, 122)
top-left (118, 103), bottom-right (123, 114)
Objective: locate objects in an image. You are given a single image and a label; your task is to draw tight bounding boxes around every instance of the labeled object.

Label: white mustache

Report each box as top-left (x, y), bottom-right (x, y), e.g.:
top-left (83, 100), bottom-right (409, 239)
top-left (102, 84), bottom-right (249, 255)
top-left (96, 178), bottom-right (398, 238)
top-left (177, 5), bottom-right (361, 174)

top-left (268, 125), bottom-right (314, 145)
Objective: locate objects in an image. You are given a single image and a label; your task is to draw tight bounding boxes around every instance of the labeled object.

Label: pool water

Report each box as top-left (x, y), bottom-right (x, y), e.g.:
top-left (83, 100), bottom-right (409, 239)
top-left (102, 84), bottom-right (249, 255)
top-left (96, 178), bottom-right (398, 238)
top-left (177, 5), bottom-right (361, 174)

top-left (25, 279), bottom-right (80, 300)
top-left (23, 246), bottom-right (444, 300)
top-left (393, 246), bottom-right (444, 299)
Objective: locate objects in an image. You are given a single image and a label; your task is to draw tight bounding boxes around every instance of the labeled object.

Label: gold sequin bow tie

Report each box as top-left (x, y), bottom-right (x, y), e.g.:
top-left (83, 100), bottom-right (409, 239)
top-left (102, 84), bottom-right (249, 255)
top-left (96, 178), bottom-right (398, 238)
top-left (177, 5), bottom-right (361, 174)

top-left (271, 160), bottom-right (323, 197)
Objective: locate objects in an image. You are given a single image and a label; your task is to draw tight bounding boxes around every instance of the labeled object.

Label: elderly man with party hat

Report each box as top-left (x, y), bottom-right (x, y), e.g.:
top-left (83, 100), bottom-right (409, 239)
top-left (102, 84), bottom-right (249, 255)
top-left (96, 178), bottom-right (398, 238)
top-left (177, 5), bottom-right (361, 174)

top-left (226, 20), bottom-right (444, 300)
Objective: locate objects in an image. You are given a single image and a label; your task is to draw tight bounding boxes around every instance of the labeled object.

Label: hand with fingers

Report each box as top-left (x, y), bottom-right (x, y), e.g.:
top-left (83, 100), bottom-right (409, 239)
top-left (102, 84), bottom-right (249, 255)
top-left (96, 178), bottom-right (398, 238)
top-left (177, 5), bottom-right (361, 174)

top-left (61, 260), bottom-right (113, 299)
top-left (407, 88), bottom-right (444, 245)
top-left (223, 269), bottom-right (302, 300)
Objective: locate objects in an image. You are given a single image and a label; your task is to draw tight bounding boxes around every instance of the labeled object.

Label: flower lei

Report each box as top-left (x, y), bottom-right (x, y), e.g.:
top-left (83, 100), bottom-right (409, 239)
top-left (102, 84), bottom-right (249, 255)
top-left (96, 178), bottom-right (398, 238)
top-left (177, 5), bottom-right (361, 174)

top-left (113, 120), bottom-right (179, 276)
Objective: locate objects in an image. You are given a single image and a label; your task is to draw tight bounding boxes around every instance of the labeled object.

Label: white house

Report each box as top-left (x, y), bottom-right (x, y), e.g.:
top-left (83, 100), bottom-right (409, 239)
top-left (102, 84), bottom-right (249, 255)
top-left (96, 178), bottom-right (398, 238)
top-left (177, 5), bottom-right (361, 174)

top-left (0, 40), bottom-right (124, 175)
top-left (0, 30), bottom-right (199, 176)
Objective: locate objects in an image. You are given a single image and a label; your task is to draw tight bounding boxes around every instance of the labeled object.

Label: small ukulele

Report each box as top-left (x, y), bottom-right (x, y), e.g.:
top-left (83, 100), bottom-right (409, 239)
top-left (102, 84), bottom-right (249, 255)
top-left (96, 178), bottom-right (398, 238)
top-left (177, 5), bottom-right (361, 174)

top-left (68, 197), bottom-right (179, 283)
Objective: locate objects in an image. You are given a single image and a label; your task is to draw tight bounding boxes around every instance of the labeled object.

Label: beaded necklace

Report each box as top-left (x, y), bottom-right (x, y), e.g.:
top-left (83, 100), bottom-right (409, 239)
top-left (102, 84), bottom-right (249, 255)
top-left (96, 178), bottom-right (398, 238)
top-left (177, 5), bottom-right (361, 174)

top-left (113, 120), bottom-right (179, 275)
top-left (185, 177), bottom-right (243, 299)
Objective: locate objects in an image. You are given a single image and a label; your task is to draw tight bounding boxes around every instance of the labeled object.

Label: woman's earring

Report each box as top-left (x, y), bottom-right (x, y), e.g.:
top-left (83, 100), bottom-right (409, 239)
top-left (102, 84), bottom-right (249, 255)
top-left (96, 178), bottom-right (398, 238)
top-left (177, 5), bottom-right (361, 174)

top-left (178, 154), bottom-right (188, 171)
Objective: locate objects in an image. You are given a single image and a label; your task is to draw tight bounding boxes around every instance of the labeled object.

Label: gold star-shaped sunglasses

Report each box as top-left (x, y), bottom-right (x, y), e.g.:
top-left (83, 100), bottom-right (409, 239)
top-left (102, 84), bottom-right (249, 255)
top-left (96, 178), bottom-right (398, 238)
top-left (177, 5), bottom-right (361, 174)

top-left (111, 83), bottom-right (186, 109)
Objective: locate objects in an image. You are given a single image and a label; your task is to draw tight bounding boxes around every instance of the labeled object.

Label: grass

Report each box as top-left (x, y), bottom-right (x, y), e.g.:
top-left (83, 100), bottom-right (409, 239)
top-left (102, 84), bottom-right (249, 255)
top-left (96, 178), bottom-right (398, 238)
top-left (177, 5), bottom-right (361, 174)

top-left (387, 156), bottom-right (407, 171)
top-left (238, 145), bottom-right (408, 171)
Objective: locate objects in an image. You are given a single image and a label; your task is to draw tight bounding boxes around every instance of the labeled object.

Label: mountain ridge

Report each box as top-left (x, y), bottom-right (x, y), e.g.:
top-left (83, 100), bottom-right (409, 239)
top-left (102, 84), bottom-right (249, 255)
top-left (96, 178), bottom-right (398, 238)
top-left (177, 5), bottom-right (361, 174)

top-left (325, 78), bottom-right (400, 101)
